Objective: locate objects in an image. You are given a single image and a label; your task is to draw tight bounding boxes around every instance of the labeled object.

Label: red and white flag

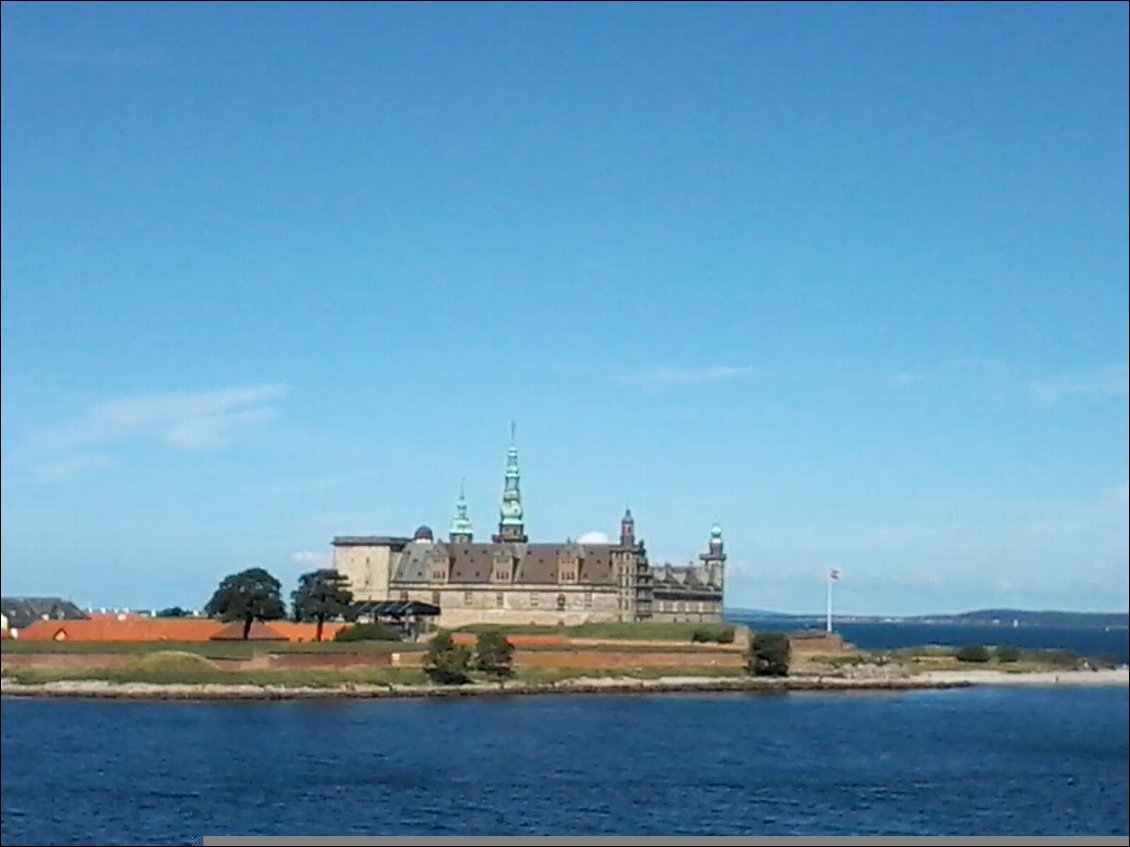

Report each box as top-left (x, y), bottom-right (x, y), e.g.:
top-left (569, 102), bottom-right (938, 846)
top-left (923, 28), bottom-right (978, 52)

top-left (828, 569), bottom-right (841, 581)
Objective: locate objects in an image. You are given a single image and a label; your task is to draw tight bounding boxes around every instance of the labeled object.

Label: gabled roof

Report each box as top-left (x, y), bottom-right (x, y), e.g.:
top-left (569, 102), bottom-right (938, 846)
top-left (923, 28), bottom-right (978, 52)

top-left (0, 597), bottom-right (89, 630)
top-left (209, 620), bottom-right (288, 641)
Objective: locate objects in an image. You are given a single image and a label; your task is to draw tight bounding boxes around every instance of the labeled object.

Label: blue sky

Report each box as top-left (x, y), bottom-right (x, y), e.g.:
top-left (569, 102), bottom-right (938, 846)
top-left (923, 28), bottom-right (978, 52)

top-left (2, 2), bottom-right (1127, 616)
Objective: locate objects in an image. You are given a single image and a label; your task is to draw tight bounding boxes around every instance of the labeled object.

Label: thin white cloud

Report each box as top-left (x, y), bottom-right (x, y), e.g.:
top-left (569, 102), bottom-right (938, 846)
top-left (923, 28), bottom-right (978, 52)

top-left (622, 366), bottom-right (754, 386)
top-left (291, 551), bottom-right (330, 568)
top-left (577, 531), bottom-right (610, 544)
top-left (1030, 364), bottom-right (1128, 404)
top-left (37, 384), bottom-right (289, 453)
top-left (34, 455), bottom-right (114, 483)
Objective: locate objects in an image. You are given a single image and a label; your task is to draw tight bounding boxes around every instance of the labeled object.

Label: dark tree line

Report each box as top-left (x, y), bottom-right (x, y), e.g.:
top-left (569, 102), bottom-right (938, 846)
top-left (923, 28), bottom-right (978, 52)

top-left (202, 567), bottom-right (354, 641)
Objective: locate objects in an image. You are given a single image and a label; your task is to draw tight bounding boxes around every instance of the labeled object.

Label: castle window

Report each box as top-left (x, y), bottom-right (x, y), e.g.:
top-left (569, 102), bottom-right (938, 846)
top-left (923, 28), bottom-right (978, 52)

top-left (399, 591), bottom-right (409, 602)
top-left (432, 592), bottom-right (441, 607)
top-left (463, 591), bottom-right (472, 604)
top-left (556, 594), bottom-right (566, 611)
top-left (530, 594), bottom-right (539, 608)
top-left (583, 593), bottom-right (593, 609)
top-left (496, 592), bottom-right (504, 608)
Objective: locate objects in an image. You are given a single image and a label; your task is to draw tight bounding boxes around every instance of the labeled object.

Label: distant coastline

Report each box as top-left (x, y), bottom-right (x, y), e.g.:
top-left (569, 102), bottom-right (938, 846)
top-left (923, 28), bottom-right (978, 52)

top-left (728, 608), bottom-right (1130, 629)
top-left (3, 668), bottom-right (1126, 702)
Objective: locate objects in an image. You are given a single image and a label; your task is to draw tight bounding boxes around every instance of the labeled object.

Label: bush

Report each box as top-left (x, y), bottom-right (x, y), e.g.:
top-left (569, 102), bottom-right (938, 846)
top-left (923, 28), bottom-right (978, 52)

top-left (333, 622), bottom-right (403, 642)
top-left (475, 631), bottom-right (515, 679)
top-left (994, 645), bottom-right (1021, 663)
top-left (955, 645), bottom-right (991, 663)
top-left (748, 632), bottom-right (790, 677)
top-left (953, 645), bottom-right (989, 668)
top-left (691, 625), bottom-right (735, 644)
top-left (1089, 652), bottom-right (1121, 670)
top-left (424, 630), bottom-right (473, 685)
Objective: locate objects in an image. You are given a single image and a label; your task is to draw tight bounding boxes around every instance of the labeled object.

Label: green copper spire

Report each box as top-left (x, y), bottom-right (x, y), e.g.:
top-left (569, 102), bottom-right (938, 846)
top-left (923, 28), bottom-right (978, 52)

top-left (449, 480), bottom-right (474, 542)
top-left (495, 421), bottom-right (527, 542)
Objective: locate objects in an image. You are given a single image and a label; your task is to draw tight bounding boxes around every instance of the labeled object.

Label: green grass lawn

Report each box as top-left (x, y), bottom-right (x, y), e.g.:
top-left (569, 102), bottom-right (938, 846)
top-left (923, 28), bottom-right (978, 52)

top-left (0, 639), bottom-right (426, 658)
top-left (1, 657), bottom-right (430, 688)
top-left (455, 621), bottom-right (736, 642)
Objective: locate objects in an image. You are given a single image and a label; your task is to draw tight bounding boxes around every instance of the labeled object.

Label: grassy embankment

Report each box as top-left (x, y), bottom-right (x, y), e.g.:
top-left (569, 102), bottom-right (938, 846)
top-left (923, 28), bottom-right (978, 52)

top-left (0, 650), bottom-right (747, 687)
top-left (455, 621), bottom-right (736, 642)
top-left (0, 651), bottom-right (429, 687)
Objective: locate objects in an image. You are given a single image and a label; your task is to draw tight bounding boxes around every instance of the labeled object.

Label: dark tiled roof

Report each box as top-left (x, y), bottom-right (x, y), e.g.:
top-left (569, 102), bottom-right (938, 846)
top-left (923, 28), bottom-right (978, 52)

top-left (434, 542), bottom-right (618, 585)
top-left (0, 597), bottom-right (89, 630)
top-left (386, 541), bottom-right (622, 586)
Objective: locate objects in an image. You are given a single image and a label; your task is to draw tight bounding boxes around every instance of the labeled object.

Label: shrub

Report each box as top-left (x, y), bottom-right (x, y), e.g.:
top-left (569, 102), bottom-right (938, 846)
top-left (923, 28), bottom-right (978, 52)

top-left (955, 645), bottom-right (991, 663)
top-left (747, 632), bottom-right (791, 677)
top-left (475, 631), bottom-right (515, 679)
top-left (424, 630), bottom-right (473, 685)
top-left (692, 625), bottom-right (736, 644)
top-left (333, 622), bottom-right (403, 642)
top-left (1089, 652), bottom-right (1121, 670)
top-left (953, 645), bottom-right (989, 668)
top-left (994, 645), bottom-right (1021, 663)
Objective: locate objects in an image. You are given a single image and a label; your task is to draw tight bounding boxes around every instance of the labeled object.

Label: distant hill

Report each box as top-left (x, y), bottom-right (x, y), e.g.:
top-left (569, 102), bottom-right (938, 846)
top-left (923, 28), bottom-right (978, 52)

top-left (904, 609), bottom-right (1129, 629)
top-left (726, 607), bottom-right (1128, 629)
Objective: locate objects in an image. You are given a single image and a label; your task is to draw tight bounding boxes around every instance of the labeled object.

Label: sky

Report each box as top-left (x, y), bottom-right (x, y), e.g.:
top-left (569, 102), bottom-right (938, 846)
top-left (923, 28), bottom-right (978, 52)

top-left (1, 2), bottom-right (1127, 616)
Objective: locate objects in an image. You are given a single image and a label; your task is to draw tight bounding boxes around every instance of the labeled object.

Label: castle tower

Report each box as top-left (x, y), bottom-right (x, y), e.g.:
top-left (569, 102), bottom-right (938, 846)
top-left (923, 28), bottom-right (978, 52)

top-left (449, 481), bottom-right (474, 543)
top-left (493, 422), bottom-right (528, 543)
top-left (620, 507), bottom-right (636, 547)
top-left (699, 522), bottom-right (727, 587)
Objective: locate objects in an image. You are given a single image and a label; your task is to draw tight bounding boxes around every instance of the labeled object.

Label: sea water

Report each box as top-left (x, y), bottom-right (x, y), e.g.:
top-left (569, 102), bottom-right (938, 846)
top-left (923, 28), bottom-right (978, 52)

top-left (2, 685), bottom-right (1127, 844)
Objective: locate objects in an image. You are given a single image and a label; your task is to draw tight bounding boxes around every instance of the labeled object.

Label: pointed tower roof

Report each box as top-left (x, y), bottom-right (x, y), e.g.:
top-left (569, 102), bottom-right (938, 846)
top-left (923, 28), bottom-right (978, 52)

top-left (495, 421), bottom-right (527, 542)
top-left (449, 480), bottom-right (474, 541)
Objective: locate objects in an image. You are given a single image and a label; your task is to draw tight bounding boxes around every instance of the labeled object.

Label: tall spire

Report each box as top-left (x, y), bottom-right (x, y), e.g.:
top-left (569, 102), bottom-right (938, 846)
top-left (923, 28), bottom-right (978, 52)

top-left (620, 506), bottom-right (636, 547)
top-left (449, 479), bottom-right (474, 542)
top-left (494, 421), bottom-right (527, 542)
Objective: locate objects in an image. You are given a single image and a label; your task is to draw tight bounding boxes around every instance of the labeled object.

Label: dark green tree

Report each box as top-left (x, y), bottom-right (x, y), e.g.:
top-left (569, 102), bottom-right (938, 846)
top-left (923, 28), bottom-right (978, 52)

top-left (993, 645), bottom-right (1021, 663)
top-left (955, 645), bottom-right (991, 663)
top-left (156, 606), bottom-right (189, 618)
top-left (204, 567), bottom-right (286, 640)
top-left (475, 630), bottom-right (515, 679)
top-left (291, 569), bottom-right (354, 642)
top-left (424, 630), bottom-right (473, 685)
top-left (748, 632), bottom-right (791, 677)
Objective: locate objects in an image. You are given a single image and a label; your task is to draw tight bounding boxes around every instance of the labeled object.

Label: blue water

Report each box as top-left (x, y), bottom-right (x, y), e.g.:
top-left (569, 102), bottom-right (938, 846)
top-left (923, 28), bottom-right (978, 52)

top-left (2, 686), bottom-right (1127, 844)
top-left (730, 618), bottom-right (1130, 665)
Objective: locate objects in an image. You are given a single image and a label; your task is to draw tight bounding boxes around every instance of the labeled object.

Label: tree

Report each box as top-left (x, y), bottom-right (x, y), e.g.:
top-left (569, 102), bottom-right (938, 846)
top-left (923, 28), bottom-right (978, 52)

top-left (748, 632), bottom-right (791, 677)
top-left (204, 567), bottom-right (286, 640)
top-left (424, 630), bottom-right (473, 685)
top-left (156, 606), bottom-right (189, 618)
top-left (955, 645), bottom-right (991, 663)
top-left (475, 631), bottom-right (514, 679)
top-left (994, 645), bottom-right (1021, 664)
top-left (291, 569), bottom-right (354, 642)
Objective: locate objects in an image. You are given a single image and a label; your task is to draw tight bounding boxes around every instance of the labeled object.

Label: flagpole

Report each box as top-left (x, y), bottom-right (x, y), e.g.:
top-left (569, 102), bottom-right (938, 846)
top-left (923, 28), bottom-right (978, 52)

top-left (826, 571), bottom-right (833, 634)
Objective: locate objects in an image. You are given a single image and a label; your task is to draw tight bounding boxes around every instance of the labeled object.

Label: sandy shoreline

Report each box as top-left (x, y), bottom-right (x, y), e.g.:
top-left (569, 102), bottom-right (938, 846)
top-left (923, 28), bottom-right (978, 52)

top-left (2, 668), bottom-right (1126, 701)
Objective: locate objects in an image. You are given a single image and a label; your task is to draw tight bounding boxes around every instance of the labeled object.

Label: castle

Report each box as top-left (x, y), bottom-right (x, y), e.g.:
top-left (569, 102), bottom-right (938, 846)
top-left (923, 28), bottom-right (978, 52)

top-left (332, 427), bottom-right (727, 628)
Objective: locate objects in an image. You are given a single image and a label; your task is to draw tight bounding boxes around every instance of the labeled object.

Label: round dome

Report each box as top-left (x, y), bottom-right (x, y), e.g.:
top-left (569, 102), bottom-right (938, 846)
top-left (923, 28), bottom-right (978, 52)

top-left (710, 523), bottom-right (723, 540)
top-left (414, 525), bottom-right (434, 541)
